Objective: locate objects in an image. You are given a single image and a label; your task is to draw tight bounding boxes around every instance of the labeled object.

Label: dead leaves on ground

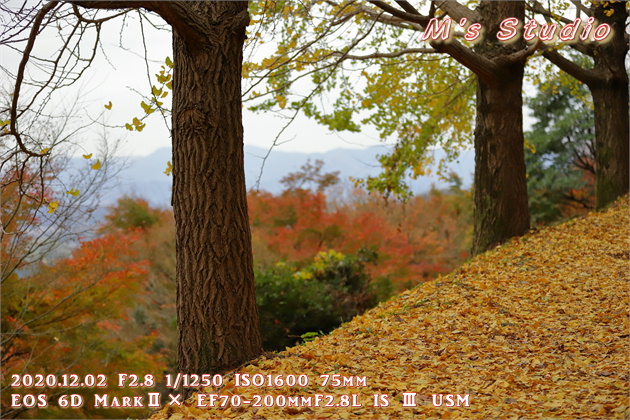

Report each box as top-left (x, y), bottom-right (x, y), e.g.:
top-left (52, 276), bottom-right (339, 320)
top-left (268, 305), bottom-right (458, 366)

top-left (152, 198), bottom-right (629, 419)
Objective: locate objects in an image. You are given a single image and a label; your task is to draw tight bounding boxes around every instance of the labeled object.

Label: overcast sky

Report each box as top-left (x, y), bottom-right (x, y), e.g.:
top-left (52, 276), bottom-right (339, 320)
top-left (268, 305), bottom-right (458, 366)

top-left (3, 5), bottom-right (554, 160)
top-left (3, 8), bottom-right (391, 158)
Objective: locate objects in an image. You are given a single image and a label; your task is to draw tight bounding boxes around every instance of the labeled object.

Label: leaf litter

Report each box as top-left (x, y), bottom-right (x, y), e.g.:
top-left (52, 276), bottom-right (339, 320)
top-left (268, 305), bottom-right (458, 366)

top-left (152, 198), bottom-right (629, 419)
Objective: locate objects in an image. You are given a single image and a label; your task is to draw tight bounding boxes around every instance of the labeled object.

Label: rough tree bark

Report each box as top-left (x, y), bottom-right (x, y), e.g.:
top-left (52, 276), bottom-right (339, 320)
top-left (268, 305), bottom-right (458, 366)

top-left (542, 1), bottom-right (629, 210)
top-left (71, 0), bottom-right (262, 377)
top-left (169, 2), bottom-right (262, 376)
top-left (590, 2), bottom-right (629, 209)
top-left (371, 1), bottom-right (533, 255)
top-left (471, 1), bottom-right (530, 254)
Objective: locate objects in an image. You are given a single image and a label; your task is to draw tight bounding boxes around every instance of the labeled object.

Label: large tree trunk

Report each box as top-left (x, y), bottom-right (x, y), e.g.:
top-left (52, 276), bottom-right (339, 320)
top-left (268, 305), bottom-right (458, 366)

top-left (472, 75), bottom-right (530, 254)
top-left (590, 2), bottom-right (629, 209)
top-left (171, 1), bottom-right (261, 378)
top-left (471, 1), bottom-right (530, 255)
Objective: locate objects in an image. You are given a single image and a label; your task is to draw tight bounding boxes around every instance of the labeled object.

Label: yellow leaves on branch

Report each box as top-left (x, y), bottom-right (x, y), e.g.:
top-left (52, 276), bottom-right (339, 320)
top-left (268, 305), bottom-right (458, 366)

top-left (104, 101), bottom-right (113, 110)
top-left (91, 160), bottom-right (101, 170)
top-left (151, 197), bottom-right (630, 420)
top-left (65, 188), bottom-right (80, 196)
top-left (141, 101), bottom-right (155, 115)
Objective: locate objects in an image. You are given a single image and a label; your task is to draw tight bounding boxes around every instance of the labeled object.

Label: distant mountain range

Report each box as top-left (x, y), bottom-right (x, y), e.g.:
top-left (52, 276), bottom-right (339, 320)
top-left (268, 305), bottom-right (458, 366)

top-left (104, 145), bottom-right (475, 208)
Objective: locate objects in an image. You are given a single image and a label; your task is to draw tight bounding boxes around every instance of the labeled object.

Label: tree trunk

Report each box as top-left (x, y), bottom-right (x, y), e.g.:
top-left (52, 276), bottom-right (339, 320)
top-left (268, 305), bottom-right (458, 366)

top-left (471, 1), bottom-right (530, 255)
top-left (590, 2), bottom-right (629, 209)
top-left (591, 85), bottom-right (629, 209)
top-left (171, 1), bottom-right (261, 378)
top-left (472, 75), bottom-right (530, 254)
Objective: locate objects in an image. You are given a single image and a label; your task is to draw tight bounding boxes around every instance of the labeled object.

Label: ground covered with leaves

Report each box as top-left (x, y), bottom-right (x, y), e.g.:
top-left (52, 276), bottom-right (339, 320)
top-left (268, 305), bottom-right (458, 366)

top-left (152, 199), bottom-right (629, 419)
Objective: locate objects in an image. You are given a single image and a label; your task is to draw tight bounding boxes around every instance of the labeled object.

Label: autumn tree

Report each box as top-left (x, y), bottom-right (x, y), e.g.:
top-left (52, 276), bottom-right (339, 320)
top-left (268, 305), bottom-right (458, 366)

top-left (245, 1), bottom-right (537, 255)
top-left (1, 232), bottom-right (165, 419)
top-left (531, 0), bottom-right (629, 209)
top-left (5, 1), bottom-right (261, 381)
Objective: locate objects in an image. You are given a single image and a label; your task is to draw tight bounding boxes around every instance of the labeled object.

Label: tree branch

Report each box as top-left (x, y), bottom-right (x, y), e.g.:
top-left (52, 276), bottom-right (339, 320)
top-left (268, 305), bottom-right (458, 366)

top-left (541, 46), bottom-right (600, 86)
top-left (11, 0), bottom-right (59, 158)
top-left (367, 1), bottom-right (431, 26)
top-left (494, 38), bottom-right (542, 66)
top-left (332, 47), bottom-right (439, 60)
top-left (434, 39), bottom-right (502, 83)
top-left (528, 0), bottom-right (594, 57)
top-left (434, 0), bottom-right (482, 23)
top-left (367, 0), bottom-right (501, 82)
top-left (353, 3), bottom-right (424, 31)
top-left (71, 1), bottom-right (210, 46)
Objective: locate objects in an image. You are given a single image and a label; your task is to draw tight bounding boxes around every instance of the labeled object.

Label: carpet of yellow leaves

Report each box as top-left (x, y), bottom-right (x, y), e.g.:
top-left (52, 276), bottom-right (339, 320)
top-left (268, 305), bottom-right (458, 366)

top-left (152, 198), bottom-right (629, 419)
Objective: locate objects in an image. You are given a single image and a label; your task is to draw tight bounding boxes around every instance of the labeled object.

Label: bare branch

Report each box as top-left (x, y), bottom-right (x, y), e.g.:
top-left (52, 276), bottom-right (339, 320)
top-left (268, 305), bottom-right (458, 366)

top-left (434, 0), bottom-right (482, 24)
top-left (368, 1), bottom-right (431, 26)
top-left (541, 46), bottom-right (600, 86)
top-left (332, 47), bottom-right (438, 60)
top-left (569, 0), bottom-right (592, 18)
top-left (10, 0), bottom-right (59, 158)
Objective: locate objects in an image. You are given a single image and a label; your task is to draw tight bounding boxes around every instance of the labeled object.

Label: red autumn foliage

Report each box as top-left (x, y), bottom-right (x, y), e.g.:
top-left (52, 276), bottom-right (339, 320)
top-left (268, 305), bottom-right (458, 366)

top-left (249, 186), bottom-right (472, 290)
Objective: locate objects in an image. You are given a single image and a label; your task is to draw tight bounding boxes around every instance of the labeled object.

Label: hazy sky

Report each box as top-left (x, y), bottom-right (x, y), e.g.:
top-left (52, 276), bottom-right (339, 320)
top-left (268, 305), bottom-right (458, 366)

top-left (3, 8), bottom-right (390, 158)
top-left (4, 5), bottom-right (547, 160)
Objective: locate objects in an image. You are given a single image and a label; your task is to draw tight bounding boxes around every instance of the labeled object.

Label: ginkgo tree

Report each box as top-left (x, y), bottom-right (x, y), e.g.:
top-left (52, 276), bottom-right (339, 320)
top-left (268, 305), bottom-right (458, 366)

top-left (244, 0), bottom-right (627, 253)
top-left (4, 1), bottom-right (261, 387)
top-left (531, 0), bottom-right (629, 209)
top-left (245, 0), bottom-right (536, 255)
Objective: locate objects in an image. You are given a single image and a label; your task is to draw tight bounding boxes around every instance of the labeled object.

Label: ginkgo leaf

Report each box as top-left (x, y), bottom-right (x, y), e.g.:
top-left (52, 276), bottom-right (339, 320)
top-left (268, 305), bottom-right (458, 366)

top-left (91, 160), bottom-right (101, 170)
top-left (161, 91), bottom-right (169, 98)
top-left (40, 148), bottom-right (50, 154)
top-left (166, 81), bottom-right (172, 90)
top-left (165, 56), bottom-right (173, 68)
top-left (164, 161), bottom-right (173, 176)
top-left (151, 86), bottom-right (163, 96)
top-left (82, 153), bottom-right (93, 159)
top-left (140, 101), bottom-right (155, 115)
top-left (47, 201), bottom-right (58, 214)
top-left (65, 188), bottom-right (80, 196)
top-left (125, 123), bottom-right (133, 131)
top-left (135, 123), bottom-right (146, 132)
top-left (104, 101), bottom-right (113, 110)
top-left (132, 117), bottom-right (142, 126)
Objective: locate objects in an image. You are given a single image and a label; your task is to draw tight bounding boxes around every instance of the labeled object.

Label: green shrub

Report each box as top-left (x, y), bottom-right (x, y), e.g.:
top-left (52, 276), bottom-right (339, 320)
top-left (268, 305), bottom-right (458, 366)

top-left (255, 248), bottom-right (392, 351)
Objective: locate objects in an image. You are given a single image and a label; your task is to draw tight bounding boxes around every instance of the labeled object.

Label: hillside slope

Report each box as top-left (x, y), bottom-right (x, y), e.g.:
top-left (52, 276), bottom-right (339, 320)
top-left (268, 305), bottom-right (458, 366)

top-left (152, 198), bottom-right (629, 420)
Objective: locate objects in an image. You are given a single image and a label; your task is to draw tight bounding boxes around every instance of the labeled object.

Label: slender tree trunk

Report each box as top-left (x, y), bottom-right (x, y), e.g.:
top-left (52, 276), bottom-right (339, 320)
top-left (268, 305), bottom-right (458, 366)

top-left (171, 1), bottom-right (261, 378)
top-left (590, 2), bottom-right (629, 209)
top-left (471, 1), bottom-right (530, 255)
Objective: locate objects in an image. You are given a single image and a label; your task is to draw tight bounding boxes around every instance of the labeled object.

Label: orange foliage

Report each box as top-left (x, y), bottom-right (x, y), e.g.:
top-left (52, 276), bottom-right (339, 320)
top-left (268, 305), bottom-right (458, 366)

top-left (249, 187), bottom-right (471, 290)
top-left (1, 232), bottom-right (166, 419)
